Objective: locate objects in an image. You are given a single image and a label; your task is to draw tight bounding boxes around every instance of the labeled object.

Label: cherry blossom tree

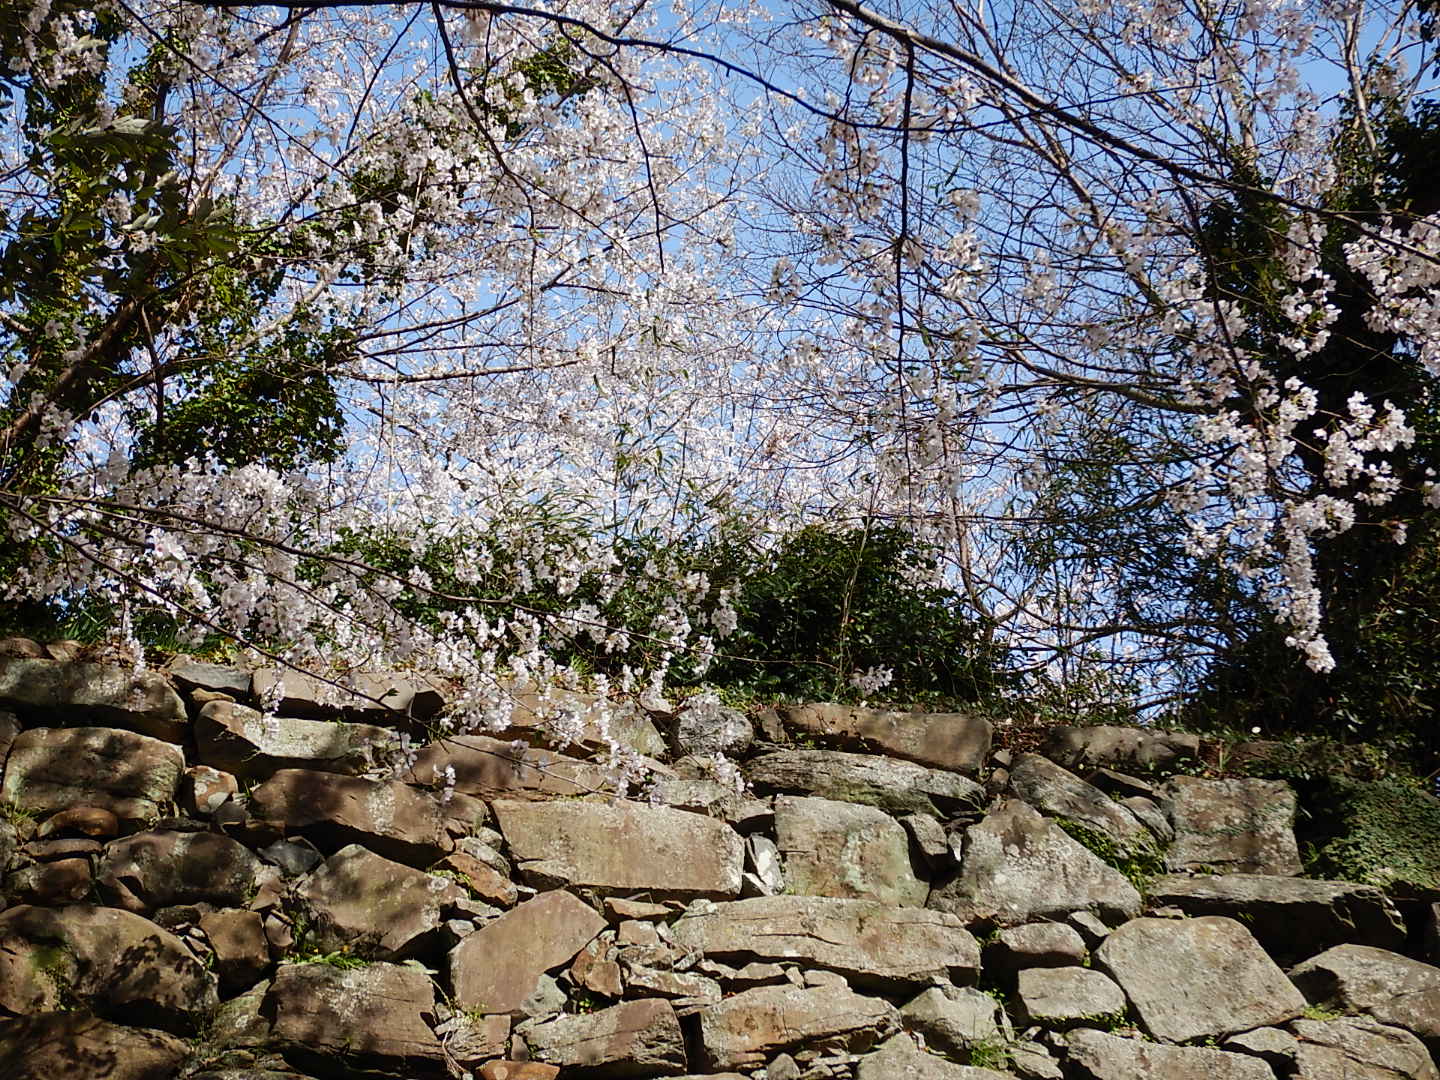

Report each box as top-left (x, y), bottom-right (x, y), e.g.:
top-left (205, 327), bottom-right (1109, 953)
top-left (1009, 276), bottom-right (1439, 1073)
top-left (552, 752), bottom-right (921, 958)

top-left (3, 0), bottom-right (1438, 756)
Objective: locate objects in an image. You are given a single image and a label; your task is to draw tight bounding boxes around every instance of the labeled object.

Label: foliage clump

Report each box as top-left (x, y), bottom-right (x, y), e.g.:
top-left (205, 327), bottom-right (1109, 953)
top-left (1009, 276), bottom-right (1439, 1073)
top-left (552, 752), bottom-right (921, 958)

top-left (1302, 777), bottom-right (1440, 894)
top-left (1053, 819), bottom-right (1166, 897)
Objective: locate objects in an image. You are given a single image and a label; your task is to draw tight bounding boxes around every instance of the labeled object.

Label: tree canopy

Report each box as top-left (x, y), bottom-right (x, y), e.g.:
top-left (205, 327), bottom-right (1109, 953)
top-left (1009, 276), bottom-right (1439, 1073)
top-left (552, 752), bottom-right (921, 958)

top-left (2, 0), bottom-right (1438, 769)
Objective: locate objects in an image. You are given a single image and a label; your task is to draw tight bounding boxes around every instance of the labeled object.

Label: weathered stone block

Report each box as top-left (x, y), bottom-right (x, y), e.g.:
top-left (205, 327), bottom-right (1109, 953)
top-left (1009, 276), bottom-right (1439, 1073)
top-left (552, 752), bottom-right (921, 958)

top-left (774, 794), bottom-right (928, 906)
top-left (0, 1013), bottom-right (190, 1080)
top-left (493, 799), bottom-right (743, 897)
top-left (522, 997), bottom-right (686, 1077)
top-left (1162, 776), bottom-right (1302, 876)
top-left (669, 894), bottom-right (980, 990)
top-left (450, 889), bottom-right (606, 1015)
top-left (1, 726), bottom-right (184, 826)
top-left (196, 699), bottom-right (392, 779)
top-left (1065, 1029), bottom-right (1277, 1080)
top-left (776, 703), bottom-right (992, 774)
top-left (0, 657), bottom-right (188, 741)
top-left (96, 829), bottom-right (263, 913)
top-left (928, 799), bottom-right (1142, 927)
top-left (746, 749), bottom-right (984, 816)
top-left (1288, 944), bottom-right (1440, 1047)
top-left (298, 843), bottom-right (465, 958)
top-left (1147, 873), bottom-right (1405, 960)
top-left (1095, 916), bottom-right (1305, 1043)
top-left (697, 984), bottom-right (898, 1070)
top-left (0, 904), bottom-right (217, 1033)
top-left (269, 961), bottom-right (445, 1074)
top-left (248, 768), bottom-right (454, 865)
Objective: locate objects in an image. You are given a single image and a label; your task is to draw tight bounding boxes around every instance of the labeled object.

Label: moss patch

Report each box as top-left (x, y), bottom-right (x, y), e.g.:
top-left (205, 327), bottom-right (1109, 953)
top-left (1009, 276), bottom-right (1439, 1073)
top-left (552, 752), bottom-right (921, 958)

top-left (1053, 818), bottom-right (1166, 896)
top-left (1306, 777), bottom-right (1440, 893)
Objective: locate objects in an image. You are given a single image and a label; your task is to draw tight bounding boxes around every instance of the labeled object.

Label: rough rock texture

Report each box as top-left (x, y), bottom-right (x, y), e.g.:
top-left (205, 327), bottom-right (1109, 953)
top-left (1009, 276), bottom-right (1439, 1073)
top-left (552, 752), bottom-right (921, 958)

top-left (0, 1012), bottom-right (191, 1080)
top-left (1147, 873), bottom-right (1406, 958)
top-left (697, 984), bottom-right (898, 1070)
top-left (1289, 944), bottom-right (1440, 1046)
top-left (200, 908), bottom-right (270, 990)
top-left (0, 904), bottom-right (217, 1033)
top-left (986, 921), bottom-right (1088, 974)
top-left (1162, 776), bottom-right (1303, 876)
top-left (928, 799), bottom-right (1142, 926)
top-left (268, 961), bottom-right (445, 1074)
top-left (0, 726), bottom-right (185, 825)
top-left (1006, 754), bottom-right (1154, 854)
top-left (165, 655), bottom-right (252, 697)
top-left (773, 794), bottom-right (929, 906)
top-left (5, 649), bottom-right (1440, 1080)
top-left (407, 734), bottom-right (610, 800)
top-left (776, 704), bottom-right (992, 774)
top-left (854, 1035), bottom-right (1015, 1079)
top-left (1014, 966), bottom-right (1126, 1026)
top-left (1289, 1016), bottom-right (1439, 1080)
top-left (196, 700), bottom-right (392, 779)
top-left (96, 829), bottom-right (263, 912)
top-left (493, 798), bottom-right (744, 897)
top-left (498, 688), bottom-right (668, 758)
top-left (0, 657), bottom-right (188, 742)
top-left (248, 768), bottom-right (454, 865)
top-left (747, 749), bottom-right (984, 816)
top-left (669, 895), bottom-right (981, 989)
top-left (1095, 916), bottom-right (1306, 1042)
top-left (252, 667), bottom-right (443, 721)
top-left (1043, 725), bottom-right (1200, 772)
top-left (522, 997), bottom-right (687, 1077)
top-left (1065, 1028), bottom-right (1277, 1080)
top-left (297, 843), bottom-right (466, 958)
top-left (899, 986), bottom-right (1006, 1058)
top-left (450, 888), bottom-right (606, 1014)
top-left (674, 702), bottom-right (753, 758)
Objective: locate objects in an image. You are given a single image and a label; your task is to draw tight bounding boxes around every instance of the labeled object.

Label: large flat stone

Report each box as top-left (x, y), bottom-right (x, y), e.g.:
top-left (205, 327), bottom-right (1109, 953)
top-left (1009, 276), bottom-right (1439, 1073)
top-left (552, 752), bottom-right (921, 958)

top-left (521, 997), bottom-right (686, 1077)
top-left (0, 904), bottom-right (217, 1034)
top-left (248, 768), bottom-right (454, 865)
top-left (450, 889), bottom-right (606, 1015)
top-left (1065, 1029), bottom-right (1276, 1080)
top-left (0, 657), bottom-right (188, 741)
top-left (298, 843), bottom-right (466, 958)
top-left (0, 726), bottom-right (185, 827)
top-left (496, 687), bottom-right (667, 758)
top-left (746, 749), bottom-right (984, 816)
top-left (1289, 944), bottom-right (1440, 1046)
top-left (406, 734), bottom-right (610, 800)
top-left (253, 667), bottom-right (444, 720)
top-left (1289, 1016), bottom-right (1439, 1080)
top-left (776, 704), bottom-right (992, 774)
top-left (196, 699), bottom-right (392, 779)
top-left (1015, 967), bottom-right (1126, 1026)
top-left (697, 984), bottom-right (898, 1070)
top-left (669, 895), bottom-right (980, 990)
top-left (493, 799), bottom-right (743, 897)
top-left (899, 986), bottom-right (1007, 1059)
top-left (0, 1013), bottom-right (190, 1080)
top-left (96, 829), bottom-right (264, 913)
top-left (1095, 916), bottom-right (1305, 1043)
top-left (1007, 754), bottom-right (1153, 854)
top-left (1042, 725), bottom-right (1199, 772)
top-left (928, 799), bottom-right (1142, 927)
top-left (774, 795), bottom-right (929, 906)
top-left (268, 961), bottom-right (445, 1074)
top-left (1147, 874), bottom-right (1405, 960)
top-left (1162, 776), bottom-right (1302, 876)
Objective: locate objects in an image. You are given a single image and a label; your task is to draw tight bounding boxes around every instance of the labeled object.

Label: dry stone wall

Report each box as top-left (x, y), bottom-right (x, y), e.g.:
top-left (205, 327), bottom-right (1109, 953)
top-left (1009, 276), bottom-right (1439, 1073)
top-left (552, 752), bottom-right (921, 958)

top-left (0, 639), bottom-right (1438, 1080)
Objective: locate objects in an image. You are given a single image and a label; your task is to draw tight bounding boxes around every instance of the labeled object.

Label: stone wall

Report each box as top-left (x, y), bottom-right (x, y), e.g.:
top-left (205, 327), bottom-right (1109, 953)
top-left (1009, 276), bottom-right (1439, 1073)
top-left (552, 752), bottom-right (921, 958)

top-left (0, 638), bottom-right (1438, 1080)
